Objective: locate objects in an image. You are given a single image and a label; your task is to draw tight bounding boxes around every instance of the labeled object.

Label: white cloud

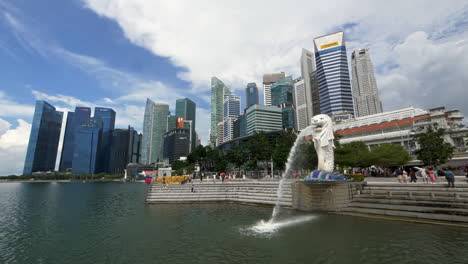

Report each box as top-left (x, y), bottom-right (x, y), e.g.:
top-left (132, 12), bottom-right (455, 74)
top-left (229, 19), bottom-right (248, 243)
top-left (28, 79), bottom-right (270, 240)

top-left (0, 119), bottom-right (31, 176)
top-left (379, 31), bottom-right (468, 116)
top-left (83, 0), bottom-right (468, 96)
top-left (0, 91), bottom-right (34, 119)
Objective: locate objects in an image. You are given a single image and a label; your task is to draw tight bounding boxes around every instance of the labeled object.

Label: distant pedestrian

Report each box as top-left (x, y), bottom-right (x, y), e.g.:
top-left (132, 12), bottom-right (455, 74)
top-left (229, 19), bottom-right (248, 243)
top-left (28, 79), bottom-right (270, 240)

top-left (443, 168), bottom-right (455, 188)
top-left (212, 173), bottom-right (216, 184)
top-left (402, 169), bottom-right (408, 183)
top-left (420, 167), bottom-right (429, 184)
top-left (409, 168), bottom-right (417, 183)
top-left (200, 173), bottom-right (203, 182)
top-left (428, 168), bottom-right (436, 184)
top-left (221, 172), bottom-right (225, 182)
top-left (395, 168), bottom-right (403, 183)
top-left (162, 177), bottom-right (168, 189)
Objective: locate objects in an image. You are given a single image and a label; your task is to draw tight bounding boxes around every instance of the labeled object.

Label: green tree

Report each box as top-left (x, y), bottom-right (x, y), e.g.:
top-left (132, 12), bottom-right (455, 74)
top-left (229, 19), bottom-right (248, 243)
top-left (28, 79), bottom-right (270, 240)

top-left (226, 145), bottom-right (248, 171)
top-left (245, 132), bottom-right (274, 171)
top-left (411, 126), bottom-right (455, 166)
top-left (187, 145), bottom-right (209, 171)
top-left (370, 143), bottom-right (412, 167)
top-left (272, 130), bottom-right (297, 170)
top-left (335, 141), bottom-right (372, 168)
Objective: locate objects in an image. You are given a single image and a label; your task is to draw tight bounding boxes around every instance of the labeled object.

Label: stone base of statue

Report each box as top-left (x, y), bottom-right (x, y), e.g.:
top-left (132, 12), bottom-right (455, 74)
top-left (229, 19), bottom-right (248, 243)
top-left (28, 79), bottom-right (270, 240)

top-left (292, 180), bottom-right (352, 212)
top-left (303, 170), bottom-right (348, 181)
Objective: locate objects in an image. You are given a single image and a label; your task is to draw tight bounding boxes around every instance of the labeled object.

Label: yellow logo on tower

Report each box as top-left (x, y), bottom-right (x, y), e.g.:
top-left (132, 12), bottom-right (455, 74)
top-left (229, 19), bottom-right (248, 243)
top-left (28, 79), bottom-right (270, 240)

top-left (320, 42), bottom-right (339, 49)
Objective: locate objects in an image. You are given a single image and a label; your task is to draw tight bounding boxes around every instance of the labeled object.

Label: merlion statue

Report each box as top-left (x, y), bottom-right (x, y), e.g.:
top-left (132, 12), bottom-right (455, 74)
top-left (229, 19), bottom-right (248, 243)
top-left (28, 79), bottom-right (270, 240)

top-left (310, 114), bottom-right (335, 172)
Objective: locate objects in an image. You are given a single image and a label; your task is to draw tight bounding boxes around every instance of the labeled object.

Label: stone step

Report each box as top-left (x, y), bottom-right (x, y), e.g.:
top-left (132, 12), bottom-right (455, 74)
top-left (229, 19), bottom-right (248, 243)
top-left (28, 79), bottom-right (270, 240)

top-left (148, 189), bottom-right (292, 195)
top-left (360, 190), bottom-right (468, 196)
top-left (348, 202), bottom-right (468, 216)
top-left (342, 206), bottom-right (468, 223)
top-left (364, 184), bottom-right (468, 189)
top-left (356, 194), bottom-right (468, 203)
top-left (353, 197), bottom-right (468, 209)
top-left (146, 195), bottom-right (292, 203)
top-left (146, 197), bottom-right (291, 207)
top-left (147, 192), bottom-right (292, 198)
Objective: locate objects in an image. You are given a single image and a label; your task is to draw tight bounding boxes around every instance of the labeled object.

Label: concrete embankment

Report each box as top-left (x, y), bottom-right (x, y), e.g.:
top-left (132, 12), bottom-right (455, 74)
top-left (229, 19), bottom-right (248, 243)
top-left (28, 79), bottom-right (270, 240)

top-left (341, 182), bottom-right (468, 225)
top-left (145, 180), bottom-right (293, 207)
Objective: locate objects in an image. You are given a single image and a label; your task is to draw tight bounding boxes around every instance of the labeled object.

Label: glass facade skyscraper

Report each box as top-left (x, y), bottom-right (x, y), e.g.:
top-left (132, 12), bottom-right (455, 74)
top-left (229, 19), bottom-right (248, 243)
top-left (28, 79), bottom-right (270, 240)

top-left (94, 107), bottom-right (116, 173)
top-left (141, 98), bottom-right (169, 164)
top-left (351, 48), bottom-right (383, 117)
top-left (210, 77), bottom-right (230, 147)
top-left (314, 32), bottom-right (354, 120)
top-left (72, 118), bottom-right (102, 175)
top-left (23, 101), bottom-right (63, 175)
top-left (175, 98), bottom-right (196, 151)
top-left (245, 83), bottom-right (259, 109)
top-left (263, 73), bottom-right (285, 106)
top-left (108, 126), bottom-right (142, 174)
top-left (271, 76), bottom-right (295, 129)
top-left (223, 94), bottom-right (241, 143)
top-left (59, 107), bottom-right (91, 171)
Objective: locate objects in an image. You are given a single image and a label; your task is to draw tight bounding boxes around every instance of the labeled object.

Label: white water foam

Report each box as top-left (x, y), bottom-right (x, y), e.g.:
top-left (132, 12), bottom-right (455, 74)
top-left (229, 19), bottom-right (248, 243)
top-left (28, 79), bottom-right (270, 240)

top-left (247, 215), bottom-right (317, 235)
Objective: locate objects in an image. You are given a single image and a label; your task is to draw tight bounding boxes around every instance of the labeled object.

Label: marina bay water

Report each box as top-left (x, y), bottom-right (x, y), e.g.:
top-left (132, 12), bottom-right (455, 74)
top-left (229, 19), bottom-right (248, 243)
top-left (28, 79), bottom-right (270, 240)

top-left (1, 182), bottom-right (467, 264)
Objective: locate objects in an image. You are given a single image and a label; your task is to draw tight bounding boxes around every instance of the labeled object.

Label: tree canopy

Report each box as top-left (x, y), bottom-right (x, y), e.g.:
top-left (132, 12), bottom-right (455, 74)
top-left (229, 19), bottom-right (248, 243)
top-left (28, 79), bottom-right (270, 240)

top-left (411, 126), bottom-right (455, 166)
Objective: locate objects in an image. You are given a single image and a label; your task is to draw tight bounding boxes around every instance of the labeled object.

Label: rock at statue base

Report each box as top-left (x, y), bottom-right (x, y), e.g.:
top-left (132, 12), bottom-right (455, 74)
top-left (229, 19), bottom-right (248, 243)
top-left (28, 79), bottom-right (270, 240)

top-left (302, 170), bottom-right (348, 182)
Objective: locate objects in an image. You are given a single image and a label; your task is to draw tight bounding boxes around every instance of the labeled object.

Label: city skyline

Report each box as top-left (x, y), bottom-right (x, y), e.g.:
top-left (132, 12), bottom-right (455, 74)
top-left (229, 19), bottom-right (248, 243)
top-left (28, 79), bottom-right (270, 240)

top-left (1, 1), bottom-right (468, 175)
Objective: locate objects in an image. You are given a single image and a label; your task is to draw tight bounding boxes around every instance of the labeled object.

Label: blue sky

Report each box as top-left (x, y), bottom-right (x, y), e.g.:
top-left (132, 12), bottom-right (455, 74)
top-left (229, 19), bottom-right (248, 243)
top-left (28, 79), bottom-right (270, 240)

top-left (1, 0), bottom-right (468, 175)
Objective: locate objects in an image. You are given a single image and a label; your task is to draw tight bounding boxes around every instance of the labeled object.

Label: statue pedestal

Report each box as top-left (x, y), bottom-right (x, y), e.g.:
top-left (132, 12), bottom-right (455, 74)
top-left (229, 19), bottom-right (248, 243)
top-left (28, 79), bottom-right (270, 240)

top-left (292, 182), bottom-right (353, 212)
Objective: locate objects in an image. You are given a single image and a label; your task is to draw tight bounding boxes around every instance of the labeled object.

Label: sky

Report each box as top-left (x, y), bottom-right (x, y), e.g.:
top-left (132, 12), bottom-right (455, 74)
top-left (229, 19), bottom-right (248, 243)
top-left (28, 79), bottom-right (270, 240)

top-left (1, 0), bottom-right (467, 175)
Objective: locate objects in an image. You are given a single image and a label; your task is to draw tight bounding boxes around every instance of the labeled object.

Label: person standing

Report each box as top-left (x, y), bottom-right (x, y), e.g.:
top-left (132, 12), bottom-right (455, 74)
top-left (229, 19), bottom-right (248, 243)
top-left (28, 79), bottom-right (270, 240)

top-left (420, 167), bottom-right (429, 184)
top-left (212, 173), bottom-right (216, 184)
top-left (409, 168), bottom-right (417, 183)
top-left (444, 168), bottom-right (455, 188)
top-left (402, 169), bottom-right (408, 184)
top-left (428, 168), bottom-right (436, 184)
top-left (464, 166), bottom-right (468, 183)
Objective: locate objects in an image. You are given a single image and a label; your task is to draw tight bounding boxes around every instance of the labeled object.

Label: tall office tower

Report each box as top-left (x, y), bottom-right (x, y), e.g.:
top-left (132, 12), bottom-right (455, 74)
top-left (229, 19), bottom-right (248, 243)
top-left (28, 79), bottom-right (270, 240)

top-left (141, 98), bottom-right (169, 164)
top-left (210, 77), bottom-right (231, 147)
top-left (293, 78), bottom-right (308, 130)
top-left (314, 32), bottom-right (354, 121)
top-left (351, 48), bottom-right (383, 117)
top-left (176, 98), bottom-right (196, 151)
top-left (163, 128), bottom-right (190, 164)
top-left (245, 105), bottom-right (283, 136)
top-left (223, 94), bottom-right (241, 143)
top-left (59, 107), bottom-right (91, 171)
top-left (263, 72), bottom-right (285, 106)
top-left (245, 83), bottom-right (259, 109)
top-left (108, 126), bottom-right (142, 174)
top-left (167, 115), bottom-right (177, 132)
top-left (271, 76), bottom-right (295, 129)
top-left (94, 107), bottom-right (116, 173)
top-left (300, 49), bottom-right (317, 123)
top-left (72, 118), bottom-right (102, 175)
top-left (216, 121), bottom-right (224, 146)
top-left (233, 114), bottom-right (246, 139)
top-left (23, 101), bottom-right (63, 175)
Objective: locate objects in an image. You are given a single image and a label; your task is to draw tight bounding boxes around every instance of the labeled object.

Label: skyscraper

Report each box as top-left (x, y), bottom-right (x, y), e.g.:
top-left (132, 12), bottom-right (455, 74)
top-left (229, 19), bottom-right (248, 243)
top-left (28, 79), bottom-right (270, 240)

top-left (263, 72), bottom-right (285, 106)
top-left (314, 32), bottom-right (354, 121)
top-left (210, 77), bottom-right (231, 147)
top-left (300, 49), bottom-right (318, 123)
top-left (271, 76), bottom-right (295, 129)
top-left (141, 99), bottom-right (169, 164)
top-left (59, 107), bottom-right (91, 171)
top-left (23, 101), bottom-right (63, 175)
top-left (175, 98), bottom-right (196, 151)
top-left (94, 107), bottom-right (116, 173)
top-left (223, 94), bottom-right (241, 143)
top-left (72, 118), bottom-right (102, 175)
top-left (245, 83), bottom-right (259, 109)
top-left (163, 128), bottom-right (190, 164)
top-left (293, 78), bottom-right (308, 130)
top-left (245, 105), bottom-right (283, 136)
top-left (108, 126), bottom-right (142, 174)
top-left (351, 48), bottom-right (383, 117)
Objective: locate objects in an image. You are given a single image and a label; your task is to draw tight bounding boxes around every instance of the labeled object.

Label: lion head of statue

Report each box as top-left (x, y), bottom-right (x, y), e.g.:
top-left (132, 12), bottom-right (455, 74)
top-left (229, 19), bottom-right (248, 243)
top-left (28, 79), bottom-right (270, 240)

top-left (310, 114), bottom-right (334, 148)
